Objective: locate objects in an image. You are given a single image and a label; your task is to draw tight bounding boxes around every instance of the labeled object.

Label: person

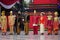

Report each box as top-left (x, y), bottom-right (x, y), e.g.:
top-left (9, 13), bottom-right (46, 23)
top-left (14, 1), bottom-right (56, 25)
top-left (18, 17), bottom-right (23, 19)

top-left (24, 11), bottom-right (29, 35)
top-left (53, 12), bottom-right (59, 35)
top-left (8, 11), bottom-right (15, 35)
top-left (39, 12), bottom-right (45, 35)
top-left (1, 11), bottom-right (7, 35)
top-left (21, 16), bottom-right (24, 31)
top-left (33, 10), bottom-right (38, 35)
top-left (43, 12), bottom-right (48, 30)
top-left (17, 11), bottom-right (21, 35)
top-left (17, 11), bottom-right (24, 35)
top-left (47, 11), bottom-right (53, 35)
top-left (14, 12), bottom-right (17, 34)
top-left (59, 16), bottom-right (60, 30)
top-left (0, 16), bottom-right (1, 30)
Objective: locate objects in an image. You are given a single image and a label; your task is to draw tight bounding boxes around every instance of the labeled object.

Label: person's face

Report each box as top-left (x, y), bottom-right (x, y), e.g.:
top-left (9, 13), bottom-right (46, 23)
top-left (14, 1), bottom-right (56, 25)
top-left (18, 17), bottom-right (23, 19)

top-left (43, 13), bottom-right (45, 15)
top-left (40, 13), bottom-right (43, 16)
top-left (25, 12), bottom-right (27, 14)
top-left (2, 11), bottom-right (5, 16)
top-left (10, 13), bottom-right (12, 16)
top-left (18, 12), bottom-right (21, 14)
top-left (55, 14), bottom-right (58, 17)
top-left (34, 10), bottom-right (36, 15)
top-left (34, 12), bottom-right (36, 15)
top-left (54, 12), bottom-right (58, 17)
top-left (48, 11), bottom-right (52, 14)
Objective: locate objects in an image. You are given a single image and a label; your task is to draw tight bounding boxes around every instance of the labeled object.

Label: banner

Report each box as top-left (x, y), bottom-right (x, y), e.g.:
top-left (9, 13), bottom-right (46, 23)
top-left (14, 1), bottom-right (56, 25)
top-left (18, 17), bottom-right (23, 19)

top-left (0, 0), bottom-right (19, 9)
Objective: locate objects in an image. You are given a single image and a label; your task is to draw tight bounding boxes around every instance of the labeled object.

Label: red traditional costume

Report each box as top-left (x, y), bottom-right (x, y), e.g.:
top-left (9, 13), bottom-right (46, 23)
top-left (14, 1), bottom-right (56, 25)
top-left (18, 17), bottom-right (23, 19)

top-left (53, 12), bottom-right (59, 35)
top-left (47, 14), bottom-right (53, 35)
top-left (39, 12), bottom-right (46, 34)
top-left (44, 14), bottom-right (48, 29)
top-left (33, 10), bottom-right (39, 35)
top-left (1, 11), bottom-right (7, 35)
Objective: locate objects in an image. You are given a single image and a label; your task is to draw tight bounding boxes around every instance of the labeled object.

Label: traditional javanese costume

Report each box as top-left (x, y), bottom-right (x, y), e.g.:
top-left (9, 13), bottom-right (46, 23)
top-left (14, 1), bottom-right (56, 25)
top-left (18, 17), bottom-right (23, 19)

top-left (53, 17), bottom-right (59, 34)
top-left (39, 16), bottom-right (45, 34)
top-left (47, 15), bottom-right (53, 34)
top-left (8, 15), bottom-right (15, 34)
top-left (33, 16), bottom-right (38, 35)
top-left (0, 17), bottom-right (1, 30)
top-left (1, 16), bottom-right (7, 33)
top-left (24, 13), bottom-right (29, 35)
top-left (44, 15), bottom-right (47, 29)
top-left (24, 22), bottom-right (29, 35)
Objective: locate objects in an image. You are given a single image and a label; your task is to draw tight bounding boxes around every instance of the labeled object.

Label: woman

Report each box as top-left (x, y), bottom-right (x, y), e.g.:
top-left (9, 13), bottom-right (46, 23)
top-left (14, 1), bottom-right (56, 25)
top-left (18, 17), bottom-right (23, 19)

top-left (53, 12), bottom-right (59, 35)
top-left (39, 12), bottom-right (45, 35)
top-left (8, 11), bottom-right (15, 35)
top-left (47, 12), bottom-right (53, 35)
top-left (1, 11), bottom-right (7, 35)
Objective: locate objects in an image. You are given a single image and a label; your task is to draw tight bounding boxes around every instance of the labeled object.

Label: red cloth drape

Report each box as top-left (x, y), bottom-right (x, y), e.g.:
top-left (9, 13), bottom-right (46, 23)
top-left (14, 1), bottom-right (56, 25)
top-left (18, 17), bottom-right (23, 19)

top-left (0, 0), bottom-right (19, 9)
top-left (0, 0), bottom-right (19, 5)
top-left (33, 0), bottom-right (57, 4)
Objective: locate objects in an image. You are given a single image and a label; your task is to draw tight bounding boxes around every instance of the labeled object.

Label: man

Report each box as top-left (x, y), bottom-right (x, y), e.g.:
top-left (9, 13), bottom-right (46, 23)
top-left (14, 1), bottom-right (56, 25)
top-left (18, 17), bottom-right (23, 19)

top-left (17, 11), bottom-right (24, 35)
top-left (8, 11), bottom-right (15, 35)
top-left (14, 12), bottom-right (17, 34)
top-left (1, 11), bottom-right (7, 35)
top-left (24, 11), bottom-right (29, 35)
top-left (53, 12), bottom-right (59, 35)
top-left (17, 11), bottom-right (21, 35)
top-left (33, 10), bottom-right (38, 35)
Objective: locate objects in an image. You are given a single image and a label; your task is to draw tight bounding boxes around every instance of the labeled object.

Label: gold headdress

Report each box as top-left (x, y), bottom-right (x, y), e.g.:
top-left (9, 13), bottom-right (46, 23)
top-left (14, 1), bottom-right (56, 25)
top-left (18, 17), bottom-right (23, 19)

top-left (54, 11), bottom-right (58, 15)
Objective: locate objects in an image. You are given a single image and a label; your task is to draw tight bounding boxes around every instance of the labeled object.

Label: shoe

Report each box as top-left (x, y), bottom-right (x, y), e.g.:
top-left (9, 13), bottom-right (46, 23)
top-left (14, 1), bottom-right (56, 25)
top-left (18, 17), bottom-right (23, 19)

top-left (25, 33), bottom-right (28, 35)
top-left (17, 33), bottom-right (20, 35)
top-left (55, 33), bottom-right (58, 35)
top-left (41, 33), bottom-right (44, 35)
top-left (9, 33), bottom-right (13, 35)
top-left (48, 33), bottom-right (52, 35)
top-left (2, 33), bottom-right (6, 35)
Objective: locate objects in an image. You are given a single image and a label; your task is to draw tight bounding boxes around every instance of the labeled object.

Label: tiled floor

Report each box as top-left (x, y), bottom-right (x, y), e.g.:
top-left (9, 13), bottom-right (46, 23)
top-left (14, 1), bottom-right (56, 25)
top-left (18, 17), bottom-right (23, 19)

top-left (0, 31), bottom-right (59, 40)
